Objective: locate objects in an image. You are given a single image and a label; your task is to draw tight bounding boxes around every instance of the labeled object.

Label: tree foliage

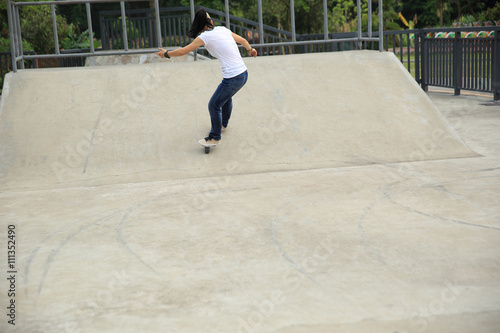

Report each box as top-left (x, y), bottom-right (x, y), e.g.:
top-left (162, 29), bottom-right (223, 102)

top-left (484, 2), bottom-right (500, 22)
top-left (0, 1), bottom-right (70, 53)
top-left (20, 3), bottom-right (69, 54)
top-left (1, 2), bottom-right (8, 34)
top-left (402, 0), bottom-right (499, 28)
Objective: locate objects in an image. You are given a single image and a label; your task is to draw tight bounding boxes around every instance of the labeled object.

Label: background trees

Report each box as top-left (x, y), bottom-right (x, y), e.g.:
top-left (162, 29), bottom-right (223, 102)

top-left (401, 0), bottom-right (500, 28)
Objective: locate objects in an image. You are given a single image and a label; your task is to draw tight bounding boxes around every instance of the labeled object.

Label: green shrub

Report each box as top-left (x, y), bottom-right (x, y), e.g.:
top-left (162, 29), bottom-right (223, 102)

top-left (20, 4), bottom-right (69, 54)
top-left (0, 36), bottom-right (34, 53)
top-left (484, 2), bottom-right (500, 23)
top-left (61, 23), bottom-right (100, 50)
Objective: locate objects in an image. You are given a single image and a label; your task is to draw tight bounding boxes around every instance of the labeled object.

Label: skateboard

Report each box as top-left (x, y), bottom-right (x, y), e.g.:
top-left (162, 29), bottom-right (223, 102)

top-left (199, 130), bottom-right (225, 154)
top-left (199, 141), bottom-right (217, 154)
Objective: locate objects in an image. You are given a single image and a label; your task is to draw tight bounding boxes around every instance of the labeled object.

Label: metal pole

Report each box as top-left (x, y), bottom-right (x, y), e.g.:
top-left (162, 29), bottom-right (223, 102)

top-left (99, 10), bottom-right (107, 50)
top-left (190, 0), bottom-right (197, 61)
top-left (86, 3), bottom-right (95, 53)
top-left (154, 0), bottom-right (161, 47)
top-left (15, 6), bottom-right (25, 69)
top-left (368, 0), bottom-right (372, 38)
top-left (225, 0), bottom-right (230, 28)
top-left (7, 0), bottom-right (17, 72)
top-left (190, 0), bottom-right (194, 21)
top-left (421, 30), bottom-right (428, 91)
top-left (12, 5), bottom-right (20, 58)
top-left (15, 6), bottom-right (22, 56)
top-left (493, 29), bottom-right (500, 100)
top-left (258, 0), bottom-right (264, 46)
top-left (378, 0), bottom-right (383, 51)
top-left (120, 1), bottom-right (128, 51)
top-left (290, 0), bottom-right (296, 42)
top-left (357, 0), bottom-right (362, 49)
top-left (51, 4), bottom-right (60, 55)
top-left (453, 29), bottom-right (462, 96)
top-left (415, 30), bottom-right (420, 85)
top-left (189, 0), bottom-right (195, 21)
top-left (323, 0), bottom-right (328, 40)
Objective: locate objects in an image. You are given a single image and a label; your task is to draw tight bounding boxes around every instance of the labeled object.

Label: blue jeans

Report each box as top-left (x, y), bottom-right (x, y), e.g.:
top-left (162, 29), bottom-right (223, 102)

top-left (207, 70), bottom-right (248, 140)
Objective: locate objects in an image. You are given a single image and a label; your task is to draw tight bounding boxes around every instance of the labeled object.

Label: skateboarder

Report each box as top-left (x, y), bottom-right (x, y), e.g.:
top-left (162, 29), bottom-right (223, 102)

top-left (156, 9), bottom-right (258, 148)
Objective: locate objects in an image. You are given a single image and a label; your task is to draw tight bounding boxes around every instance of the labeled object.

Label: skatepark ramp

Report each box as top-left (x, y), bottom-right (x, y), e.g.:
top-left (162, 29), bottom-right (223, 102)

top-left (0, 51), bottom-right (477, 190)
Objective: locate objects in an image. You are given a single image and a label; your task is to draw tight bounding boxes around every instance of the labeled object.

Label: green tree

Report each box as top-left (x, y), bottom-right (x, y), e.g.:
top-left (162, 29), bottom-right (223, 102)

top-left (328, 0), bottom-right (400, 33)
top-left (329, 0), bottom-right (357, 32)
top-left (264, 0), bottom-right (290, 31)
top-left (1, 2), bottom-right (34, 52)
top-left (57, 4), bottom-right (88, 34)
top-left (20, 3), bottom-right (69, 54)
top-left (403, 0), bottom-right (498, 28)
top-left (0, 0), bottom-right (70, 54)
top-left (484, 2), bottom-right (500, 23)
top-left (1, 2), bottom-right (8, 31)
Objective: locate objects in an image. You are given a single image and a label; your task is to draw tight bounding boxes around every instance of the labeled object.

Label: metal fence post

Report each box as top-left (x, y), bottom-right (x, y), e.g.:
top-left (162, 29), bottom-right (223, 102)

top-left (323, 0), bottom-right (328, 40)
top-left (453, 28), bottom-right (462, 96)
top-left (190, 0), bottom-right (197, 61)
top-left (258, 0), bottom-right (264, 49)
top-left (367, 0), bottom-right (372, 39)
top-left (415, 30), bottom-right (420, 85)
top-left (120, 1), bottom-right (128, 51)
top-left (51, 4), bottom-right (60, 56)
top-left (378, 0), bottom-right (383, 51)
top-left (14, 5), bottom-right (25, 69)
top-left (421, 29), bottom-right (428, 91)
top-left (290, 0), bottom-right (296, 42)
top-left (357, 0), bottom-right (361, 49)
top-left (86, 3), bottom-right (95, 53)
top-left (99, 12), bottom-right (107, 50)
top-left (154, 0), bottom-right (161, 47)
top-left (190, 1), bottom-right (194, 21)
top-left (6, 0), bottom-right (17, 72)
top-left (493, 28), bottom-right (500, 100)
top-left (225, 0), bottom-right (230, 28)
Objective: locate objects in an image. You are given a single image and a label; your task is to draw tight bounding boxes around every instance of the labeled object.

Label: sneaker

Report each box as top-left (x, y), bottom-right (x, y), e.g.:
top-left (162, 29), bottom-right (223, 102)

top-left (198, 137), bottom-right (221, 147)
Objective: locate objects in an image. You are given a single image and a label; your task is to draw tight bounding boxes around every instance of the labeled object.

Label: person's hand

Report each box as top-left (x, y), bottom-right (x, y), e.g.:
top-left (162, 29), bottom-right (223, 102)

top-left (249, 48), bottom-right (257, 58)
top-left (155, 48), bottom-right (169, 58)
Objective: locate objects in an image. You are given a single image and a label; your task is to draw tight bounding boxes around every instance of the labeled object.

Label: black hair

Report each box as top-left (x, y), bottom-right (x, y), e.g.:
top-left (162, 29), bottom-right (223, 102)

top-left (187, 9), bottom-right (214, 38)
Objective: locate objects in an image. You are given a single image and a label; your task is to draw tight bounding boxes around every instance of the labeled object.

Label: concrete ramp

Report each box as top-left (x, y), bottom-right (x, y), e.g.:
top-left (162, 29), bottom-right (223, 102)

top-left (0, 51), bottom-right (476, 189)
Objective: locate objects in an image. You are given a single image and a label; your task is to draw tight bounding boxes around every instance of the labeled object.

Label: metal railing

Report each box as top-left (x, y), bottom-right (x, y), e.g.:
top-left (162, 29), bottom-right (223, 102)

top-left (97, 6), bottom-right (296, 56)
top-left (6, 0), bottom-right (383, 72)
top-left (97, 4), bottom-right (388, 55)
top-left (97, 5), bottom-right (387, 57)
top-left (384, 26), bottom-right (500, 100)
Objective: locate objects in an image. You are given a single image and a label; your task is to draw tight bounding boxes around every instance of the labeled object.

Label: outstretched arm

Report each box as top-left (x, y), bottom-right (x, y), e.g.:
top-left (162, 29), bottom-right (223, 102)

top-left (155, 37), bottom-right (205, 58)
top-left (232, 33), bottom-right (257, 58)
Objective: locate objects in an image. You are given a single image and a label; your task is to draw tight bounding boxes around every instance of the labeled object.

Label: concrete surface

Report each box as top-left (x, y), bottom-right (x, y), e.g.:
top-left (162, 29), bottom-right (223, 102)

top-left (0, 51), bottom-right (499, 333)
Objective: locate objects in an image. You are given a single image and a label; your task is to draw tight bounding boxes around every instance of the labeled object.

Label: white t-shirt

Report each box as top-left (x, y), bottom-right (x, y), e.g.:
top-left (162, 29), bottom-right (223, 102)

top-left (199, 26), bottom-right (247, 79)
